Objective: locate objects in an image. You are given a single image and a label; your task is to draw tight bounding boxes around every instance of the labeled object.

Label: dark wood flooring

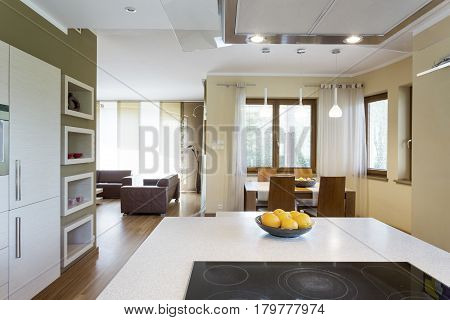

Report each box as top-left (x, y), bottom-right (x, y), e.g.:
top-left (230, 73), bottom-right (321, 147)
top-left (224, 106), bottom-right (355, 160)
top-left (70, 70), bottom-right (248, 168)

top-left (34, 193), bottom-right (201, 300)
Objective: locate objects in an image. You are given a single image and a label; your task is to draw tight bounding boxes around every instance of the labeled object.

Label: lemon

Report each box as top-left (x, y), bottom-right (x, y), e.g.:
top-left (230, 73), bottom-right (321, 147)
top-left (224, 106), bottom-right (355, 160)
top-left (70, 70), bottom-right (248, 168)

top-left (278, 212), bottom-right (292, 222)
top-left (273, 209), bottom-right (285, 217)
top-left (281, 218), bottom-right (299, 230)
top-left (293, 213), bottom-right (312, 229)
top-left (290, 211), bottom-right (301, 218)
top-left (261, 212), bottom-right (281, 228)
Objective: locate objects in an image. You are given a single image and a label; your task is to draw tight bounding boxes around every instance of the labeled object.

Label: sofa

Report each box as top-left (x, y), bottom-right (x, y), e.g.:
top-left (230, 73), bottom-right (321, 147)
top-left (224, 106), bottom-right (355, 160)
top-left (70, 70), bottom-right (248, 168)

top-left (121, 174), bottom-right (180, 215)
top-left (96, 170), bottom-right (132, 199)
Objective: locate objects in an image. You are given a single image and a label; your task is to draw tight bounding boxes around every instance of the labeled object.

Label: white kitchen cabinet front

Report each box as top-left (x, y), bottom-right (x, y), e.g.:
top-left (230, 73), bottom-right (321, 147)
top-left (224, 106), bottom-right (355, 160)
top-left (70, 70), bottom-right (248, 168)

top-left (9, 47), bottom-right (60, 210)
top-left (0, 40), bottom-right (8, 106)
top-left (8, 197), bottom-right (60, 299)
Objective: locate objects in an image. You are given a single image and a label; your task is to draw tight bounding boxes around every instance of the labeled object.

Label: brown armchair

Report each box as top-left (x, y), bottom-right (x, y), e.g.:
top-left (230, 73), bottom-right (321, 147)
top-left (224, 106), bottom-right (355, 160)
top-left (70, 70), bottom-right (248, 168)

top-left (121, 174), bottom-right (180, 215)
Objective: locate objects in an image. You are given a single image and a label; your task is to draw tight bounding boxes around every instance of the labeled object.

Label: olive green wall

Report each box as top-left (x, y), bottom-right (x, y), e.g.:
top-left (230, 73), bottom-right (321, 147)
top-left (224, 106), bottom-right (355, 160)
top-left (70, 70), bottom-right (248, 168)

top-left (0, 0), bottom-right (98, 263)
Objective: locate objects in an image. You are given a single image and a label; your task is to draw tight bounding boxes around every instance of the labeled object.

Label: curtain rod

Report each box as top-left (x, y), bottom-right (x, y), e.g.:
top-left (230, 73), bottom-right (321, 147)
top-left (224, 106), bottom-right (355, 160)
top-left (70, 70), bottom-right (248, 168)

top-left (216, 83), bottom-right (256, 88)
top-left (305, 83), bottom-right (364, 88)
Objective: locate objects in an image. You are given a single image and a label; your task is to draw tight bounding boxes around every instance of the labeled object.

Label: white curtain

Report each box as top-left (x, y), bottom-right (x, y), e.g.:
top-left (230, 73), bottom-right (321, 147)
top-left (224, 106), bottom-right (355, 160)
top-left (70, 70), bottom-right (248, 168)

top-left (317, 84), bottom-right (368, 216)
top-left (226, 85), bottom-right (247, 211)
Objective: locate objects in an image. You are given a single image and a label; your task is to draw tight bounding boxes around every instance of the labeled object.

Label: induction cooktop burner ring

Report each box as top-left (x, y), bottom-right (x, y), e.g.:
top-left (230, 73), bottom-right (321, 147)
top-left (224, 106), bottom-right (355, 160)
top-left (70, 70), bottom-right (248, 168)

top-left (206, 290), bottom-right (270, 300)
top-left (202, 264), bottom-right (249, 287)
top-left (387, 291), bottom-right (434, 300)
top-left (278, 268), bottom-right (359, 300)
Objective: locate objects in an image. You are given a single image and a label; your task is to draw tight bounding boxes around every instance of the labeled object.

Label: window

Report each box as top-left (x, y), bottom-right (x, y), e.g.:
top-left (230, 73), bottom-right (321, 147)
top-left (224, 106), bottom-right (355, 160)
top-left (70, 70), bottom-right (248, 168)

top-left (365, 93), bottom-right (388, 178)
top-left (245, 99), bottom-right (317, 172)
top-left (244, 104), bottom-right (273, 168)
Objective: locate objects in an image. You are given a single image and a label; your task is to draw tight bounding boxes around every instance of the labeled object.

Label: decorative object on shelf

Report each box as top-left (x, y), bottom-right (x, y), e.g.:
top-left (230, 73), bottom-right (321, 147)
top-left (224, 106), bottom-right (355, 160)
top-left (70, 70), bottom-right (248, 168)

top-left (68, 153), bottom-right (74, 159)
top-left (68, 92), bottom-right (80, 111)
top-left (73, 152), bottom-right (83, 159)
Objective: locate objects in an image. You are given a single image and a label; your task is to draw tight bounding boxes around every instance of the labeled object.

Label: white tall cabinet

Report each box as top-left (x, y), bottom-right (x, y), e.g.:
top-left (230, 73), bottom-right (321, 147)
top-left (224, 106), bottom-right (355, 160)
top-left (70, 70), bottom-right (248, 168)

top-left (9, 47), bottom-right (60, 209)
top-left (5, 46), bottom-right (61, 299)
top-left (0, 40), bottom-right (9, 300)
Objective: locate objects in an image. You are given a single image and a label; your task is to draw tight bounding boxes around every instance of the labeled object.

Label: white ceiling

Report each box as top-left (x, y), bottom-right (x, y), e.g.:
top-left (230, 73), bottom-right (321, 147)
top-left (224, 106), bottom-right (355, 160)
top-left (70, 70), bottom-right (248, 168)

top-left (21, 0), bottom-right (450, 101)
top-left (97, 30), bottom-right (409, 101)
top-left (21, 0), bottom-right (219, 30)
top-left (236, 0), bottom-right (431, 35)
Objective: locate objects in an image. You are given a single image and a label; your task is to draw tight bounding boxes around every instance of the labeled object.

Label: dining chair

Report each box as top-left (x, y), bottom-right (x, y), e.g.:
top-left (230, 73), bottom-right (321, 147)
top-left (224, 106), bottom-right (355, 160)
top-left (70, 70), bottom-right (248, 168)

top-left (257, 168), bottom-right (278, 182)
top-left (294, 168), bottom-right (313, 179)
top-left (305, 176), bottom-right (346, 217)
top-left (258, 175), bottom-right (296, 212)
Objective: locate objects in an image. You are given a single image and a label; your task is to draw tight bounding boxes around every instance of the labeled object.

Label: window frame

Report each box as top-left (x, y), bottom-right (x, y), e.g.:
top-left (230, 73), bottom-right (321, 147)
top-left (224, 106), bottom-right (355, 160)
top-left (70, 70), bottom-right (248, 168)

top-left (245, 98), bottom-right (317, 174)
top-left (364, 93), bottom-right (388, 179)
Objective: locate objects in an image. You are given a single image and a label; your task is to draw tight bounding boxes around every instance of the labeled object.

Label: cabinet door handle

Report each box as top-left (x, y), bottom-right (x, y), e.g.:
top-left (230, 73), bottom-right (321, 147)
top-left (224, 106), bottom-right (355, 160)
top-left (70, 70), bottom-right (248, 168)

top-left (15, 217), bottom-right (21, 258)
top-left (15, 160), bottom-right (21, 201)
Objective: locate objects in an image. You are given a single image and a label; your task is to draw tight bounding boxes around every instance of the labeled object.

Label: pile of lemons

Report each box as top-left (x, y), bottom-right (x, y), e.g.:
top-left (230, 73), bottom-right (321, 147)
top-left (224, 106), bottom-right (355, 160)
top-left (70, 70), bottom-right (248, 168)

top-left (261, 209), bottom-right (312, 230)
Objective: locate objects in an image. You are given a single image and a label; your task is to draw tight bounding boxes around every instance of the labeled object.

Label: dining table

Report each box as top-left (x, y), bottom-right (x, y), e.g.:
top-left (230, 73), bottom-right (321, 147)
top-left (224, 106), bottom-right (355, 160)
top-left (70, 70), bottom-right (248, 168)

top-left (244, 181), bottom-right (356, 217)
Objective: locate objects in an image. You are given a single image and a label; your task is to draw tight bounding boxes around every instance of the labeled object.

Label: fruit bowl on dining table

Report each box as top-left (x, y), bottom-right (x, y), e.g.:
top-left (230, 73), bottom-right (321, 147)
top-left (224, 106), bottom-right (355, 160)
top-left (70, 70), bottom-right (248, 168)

top-left (255, 209), bottom-right (314, 238)
top-left (295, 177), bottom-right (317, 188)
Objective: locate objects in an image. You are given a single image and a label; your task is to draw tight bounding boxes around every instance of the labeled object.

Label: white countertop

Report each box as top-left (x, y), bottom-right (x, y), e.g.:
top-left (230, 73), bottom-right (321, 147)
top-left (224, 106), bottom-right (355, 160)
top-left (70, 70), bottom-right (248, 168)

top-left (98, 216), bottom-right (450, 300)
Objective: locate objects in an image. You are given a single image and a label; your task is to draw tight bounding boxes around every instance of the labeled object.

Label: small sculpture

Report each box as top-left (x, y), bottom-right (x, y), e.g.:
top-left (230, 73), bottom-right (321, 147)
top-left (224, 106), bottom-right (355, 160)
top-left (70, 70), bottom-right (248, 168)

top-left (68, 92), bottom-right (81, 111)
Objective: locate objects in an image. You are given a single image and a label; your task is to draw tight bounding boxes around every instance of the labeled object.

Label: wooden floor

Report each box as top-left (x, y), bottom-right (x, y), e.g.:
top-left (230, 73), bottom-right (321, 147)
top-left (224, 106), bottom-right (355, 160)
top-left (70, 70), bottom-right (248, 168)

top-left (34, 192), bottom-right (201, 300)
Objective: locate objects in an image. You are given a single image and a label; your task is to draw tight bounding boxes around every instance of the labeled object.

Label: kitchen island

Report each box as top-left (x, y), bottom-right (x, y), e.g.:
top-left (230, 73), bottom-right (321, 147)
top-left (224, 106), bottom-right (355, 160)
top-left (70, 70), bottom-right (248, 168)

top-left (98, 216), bottom-right (450, 299)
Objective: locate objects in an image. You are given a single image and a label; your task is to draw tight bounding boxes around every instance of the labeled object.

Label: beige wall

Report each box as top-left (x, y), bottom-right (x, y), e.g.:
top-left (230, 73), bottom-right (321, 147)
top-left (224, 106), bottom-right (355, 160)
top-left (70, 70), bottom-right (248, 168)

top-left (411, 16), bottom-right (450, 252)
top-left (354, 58), bottom-right (413, 232)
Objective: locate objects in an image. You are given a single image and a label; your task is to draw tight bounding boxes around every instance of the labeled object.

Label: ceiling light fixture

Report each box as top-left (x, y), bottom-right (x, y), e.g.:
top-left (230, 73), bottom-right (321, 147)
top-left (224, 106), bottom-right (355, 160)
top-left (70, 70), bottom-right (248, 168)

top-left (124, 6), bottom-right (137, 13)
top-left (329, 49), bottom-right (343, 118)
top-left (249, 34), bottom-right (265, 43)
top-left (261, 47), bottom-right (270, 54)
top-left (297, 48), bottom-right (306, 55)
top-left (344, 35), bottom-right (362, 44)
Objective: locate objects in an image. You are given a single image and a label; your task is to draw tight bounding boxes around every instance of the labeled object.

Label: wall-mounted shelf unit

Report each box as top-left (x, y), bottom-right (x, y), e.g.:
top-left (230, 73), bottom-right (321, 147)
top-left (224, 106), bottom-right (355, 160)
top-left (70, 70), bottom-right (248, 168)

top-left (63, 214), bottom-right (95, 268)
top-left (62, 172), bottom-right (94, 216)
top-left (417, 61), bottom-right (450, 77)
top-left (63, 126), bottom-right (95, 165)
top-left (63, 75), bottom-right (94, 120)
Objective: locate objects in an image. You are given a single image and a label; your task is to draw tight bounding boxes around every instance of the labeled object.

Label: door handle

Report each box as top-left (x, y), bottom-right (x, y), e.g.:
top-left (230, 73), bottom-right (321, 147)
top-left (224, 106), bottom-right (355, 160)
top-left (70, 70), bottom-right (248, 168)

top-left (407, 139), bottom-right (412, 149)
top-left (15, 160), bottom-right (21, 201)
top-left (15, 217), bottom-right (21, 258)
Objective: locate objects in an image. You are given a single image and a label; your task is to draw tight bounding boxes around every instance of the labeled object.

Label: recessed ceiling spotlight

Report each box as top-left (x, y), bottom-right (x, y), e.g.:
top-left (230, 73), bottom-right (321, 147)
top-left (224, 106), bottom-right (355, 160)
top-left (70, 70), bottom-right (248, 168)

top-left (344, 35), bottom-right (362, 44)
top-left (124, 6), bottom-right (137, 13)
top-left (261, 47), bottom-right (270, 54)
top-left (249, 34), bottom-right (265, 43)
top-left (297, 48), bottom-right (306, 54)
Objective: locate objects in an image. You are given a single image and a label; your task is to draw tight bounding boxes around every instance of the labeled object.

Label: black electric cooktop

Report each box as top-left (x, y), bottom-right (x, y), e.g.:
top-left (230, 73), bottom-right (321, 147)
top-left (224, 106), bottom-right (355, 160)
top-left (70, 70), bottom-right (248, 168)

top-left (185, 262), bottom-right (449, 300)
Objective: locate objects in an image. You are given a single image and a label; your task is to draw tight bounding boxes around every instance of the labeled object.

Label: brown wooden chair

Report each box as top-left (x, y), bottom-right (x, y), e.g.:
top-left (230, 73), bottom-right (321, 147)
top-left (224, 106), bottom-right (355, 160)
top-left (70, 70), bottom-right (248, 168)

top-left (264, 175), bottom-right (296, 212)
top-left (257, 168), bottom-right (278, 182)
top-left (305, 177), bottom-right (346, 217)
top-left (294, 168), bottom-right (313, 179)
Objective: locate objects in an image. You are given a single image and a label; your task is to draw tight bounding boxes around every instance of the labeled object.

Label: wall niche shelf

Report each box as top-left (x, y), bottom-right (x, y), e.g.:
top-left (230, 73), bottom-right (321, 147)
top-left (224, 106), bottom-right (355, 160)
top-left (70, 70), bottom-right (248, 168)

top-left (62, 172), bottom-right (94, 216)
top-left (63, 214), bottom-right (95, 268)
top-left (63, 75), bottom-right (94, 120)
top-left (63, 126), bottom-right (95, 165)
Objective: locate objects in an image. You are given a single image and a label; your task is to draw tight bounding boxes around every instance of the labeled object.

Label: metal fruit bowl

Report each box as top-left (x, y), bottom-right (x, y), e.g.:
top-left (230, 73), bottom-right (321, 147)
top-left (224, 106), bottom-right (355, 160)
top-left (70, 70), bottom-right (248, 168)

top-left (255, 216), bottom-right (313, 238)
top-left (295, 179), bottom-right (317, 188)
